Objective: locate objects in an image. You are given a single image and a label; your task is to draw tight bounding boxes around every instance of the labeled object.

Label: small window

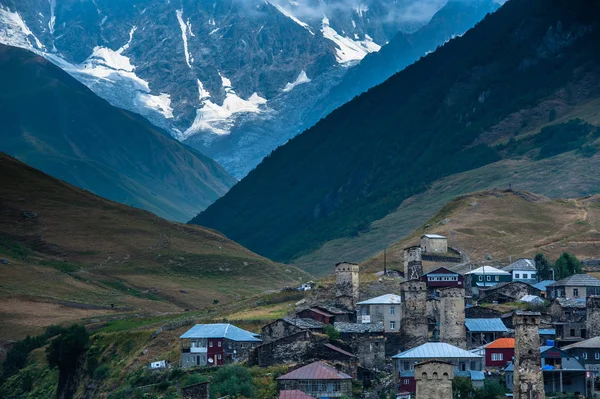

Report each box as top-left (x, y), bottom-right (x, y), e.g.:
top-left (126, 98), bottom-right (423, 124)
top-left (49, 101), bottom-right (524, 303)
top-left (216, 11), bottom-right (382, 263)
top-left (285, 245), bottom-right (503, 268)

top-left (583, 353), bottom-right (588, 359)
top-left (403, 379), bottom-right (410, 385)
top-left (523, 273), bottom-right (528, 279)
top-left (218, 341), bottom-right (222, 347)
top-left (209, 341), bottom-right (213, 347)
top-left (495, 275), bottom-right (499, 281)
top-left (571, 329), bottom-right (576, 337)
top-left (595, 353), bottom-right (600, 360)
top-left (574, 288), bottom-right (579, 297)
top-left (403, 361), bottom-right (410, 370)
top-left (390, 306), bottom-right (396, 315)
top-left (487, 276), bottom-right (491, 281)
top-left (515, 273), bottom-right (520, 279)
top-left (218, 354), bottom-right (222, 360)
top-left (390, 321), bottom-right (396, 330)
top-left (479, 276), bottom-right (483, 281)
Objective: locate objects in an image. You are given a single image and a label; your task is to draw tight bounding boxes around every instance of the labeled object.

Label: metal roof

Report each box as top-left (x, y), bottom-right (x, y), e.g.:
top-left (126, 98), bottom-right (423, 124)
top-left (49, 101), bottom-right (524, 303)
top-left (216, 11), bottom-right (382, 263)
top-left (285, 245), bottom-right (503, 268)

top-left (485, 338), bottom-right (515, 349)
top-left (279, 390), bottom-right (315, 399)
top-left (422, 234), bottom-right (447, 239)
top-left (533, 280), bottom-right (556, 291)
top-left (563, 336), bottom-right (600, 350)
top-left (392, 343), bottom-right (482, 359)
top-left (465, 318), bottom-right (509, 333)
top-left (520, 295), bottom-right (544, 304)
top-left (323, 343), bottom-right (356, 358)
top-left (357, 294), bottom-right (402, 305)
top-left (470, 371), bottom-right (485, 381)
top-left (179, 323), bottom-right (261, 342)
top-left (502, 258), bottom-right (536, 272)
top-left (334, 322), bottom-right (384, 333)
top-left (550, 273), bottom-right (600, 287)
top-left (282, 316), bottom-right (324, 329)
top-left (466, 266), bottom-right (510, 275)
top-left (277, 361), bottom-right (352, 380)
top-left (538, 328), bottom-right (556, 335)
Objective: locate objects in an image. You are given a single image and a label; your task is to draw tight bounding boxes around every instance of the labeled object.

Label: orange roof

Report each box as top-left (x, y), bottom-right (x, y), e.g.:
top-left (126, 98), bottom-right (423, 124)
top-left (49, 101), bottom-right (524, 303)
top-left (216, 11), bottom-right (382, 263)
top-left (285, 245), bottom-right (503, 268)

top-left (485, 338), bottom-right (515, 349)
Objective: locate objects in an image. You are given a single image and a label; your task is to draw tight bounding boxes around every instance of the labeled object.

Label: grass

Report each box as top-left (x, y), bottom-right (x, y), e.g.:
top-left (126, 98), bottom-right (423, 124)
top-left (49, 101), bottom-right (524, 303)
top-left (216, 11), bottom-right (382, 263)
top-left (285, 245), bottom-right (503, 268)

top-left (39, 260), bottom-right (81, 274)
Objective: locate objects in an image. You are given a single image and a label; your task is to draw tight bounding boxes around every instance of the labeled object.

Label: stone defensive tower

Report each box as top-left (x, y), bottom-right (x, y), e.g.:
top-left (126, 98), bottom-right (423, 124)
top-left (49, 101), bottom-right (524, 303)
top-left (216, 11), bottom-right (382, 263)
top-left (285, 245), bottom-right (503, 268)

top-left (513, 311), bottom-right (545, 399)
top-left (439, 287), bottom-right (466, 349)
top-left (587, 296), bottom-right (600, 338)
top-left (401, 280), bottom-right (428, 349)
top-left (403, 245), bottom-right (423, 281)
top-left (415, 360), bottom-right (454, 399)
top-left (335, 262), bottom-right (359, 309)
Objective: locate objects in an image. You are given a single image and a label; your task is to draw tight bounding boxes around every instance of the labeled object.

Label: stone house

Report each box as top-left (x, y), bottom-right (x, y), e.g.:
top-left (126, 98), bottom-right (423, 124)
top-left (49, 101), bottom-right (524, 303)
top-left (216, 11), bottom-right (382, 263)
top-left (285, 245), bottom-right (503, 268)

top-left (505, 346), bottom-right (587, 395)
top-left (484, 338), bottom-right (514, 368)
top-left (392, 342), bottom-right (483, 394)
top-left (465, 266), bottom-right (511, 296)
top-left (277, 361), bottom-right (353, 398)
top-left (548, 273), bottom-right (600, 299)
top-left (334, 322), bottom-right (386, 370)
top-left (420, 234), bottom-right (448, 254)
top-left (478, 281), bottom-right (541, 304)
top-left (356, 294), bottom-right (402, 332)
top-left (179, 324), bottom-right (261, 368)
top-left (249, 330), bottom-right (318, 367)
top-left (548, 298), bottom-right (588, 343)
top-left (261, 316), bottom-right (324, 344)
top-left (502, 258), bottom-right (537, 284)
top-left (563, 336), bottom-right (600, 374)
top-left (414, 360), bottom-right (454, 399)
top-left (465, 318), bottom-right (509, 349)
top-left (464, 305), bottom-right (502, 319)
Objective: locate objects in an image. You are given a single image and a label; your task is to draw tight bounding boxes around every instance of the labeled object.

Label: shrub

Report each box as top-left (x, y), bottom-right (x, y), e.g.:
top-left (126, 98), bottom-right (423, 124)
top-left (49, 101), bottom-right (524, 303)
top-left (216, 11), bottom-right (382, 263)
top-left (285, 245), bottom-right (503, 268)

top-left (93, 364), bottom-right (110, 381)
top-left (211, 365), bottom-right (254, 399)
top-left (324, 325), bottom-right (340, 341)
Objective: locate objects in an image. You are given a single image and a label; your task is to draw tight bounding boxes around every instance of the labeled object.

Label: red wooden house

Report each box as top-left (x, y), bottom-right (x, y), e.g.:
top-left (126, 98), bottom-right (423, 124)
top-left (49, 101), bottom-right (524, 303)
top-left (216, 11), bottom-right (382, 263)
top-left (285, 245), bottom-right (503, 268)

top-left (420, 267), bottom-right (464, 290)
top-left (484, 338), bottom-right (514, 368)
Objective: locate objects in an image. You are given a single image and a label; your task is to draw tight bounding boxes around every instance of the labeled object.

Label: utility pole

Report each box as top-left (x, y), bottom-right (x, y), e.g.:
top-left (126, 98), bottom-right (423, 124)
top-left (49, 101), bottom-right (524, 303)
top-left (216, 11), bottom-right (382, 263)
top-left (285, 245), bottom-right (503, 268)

top-left (383, 249), bottom-right (387, 276)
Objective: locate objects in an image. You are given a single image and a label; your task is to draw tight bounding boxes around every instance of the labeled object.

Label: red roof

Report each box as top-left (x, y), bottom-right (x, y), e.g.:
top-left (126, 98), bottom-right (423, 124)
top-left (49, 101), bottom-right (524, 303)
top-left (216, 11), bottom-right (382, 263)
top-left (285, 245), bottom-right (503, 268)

top-left (308, 307), bottom-right (334, 317)
top-left (277, 361), bottom-right (352, 380)
top-left (279, 390), bottom-right (315, 399)
top-left (485, 338), bottom-right (515, 349)
top-left (323, 343), bottom-right (356, 358)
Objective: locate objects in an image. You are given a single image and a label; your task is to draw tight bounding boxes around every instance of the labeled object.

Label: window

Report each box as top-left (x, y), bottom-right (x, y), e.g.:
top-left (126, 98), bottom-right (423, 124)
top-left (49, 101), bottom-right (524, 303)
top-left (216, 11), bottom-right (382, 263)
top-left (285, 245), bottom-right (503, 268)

top-left (218, 341), bottom-right (222, 347)
top-left (390, 306), bottom-right (396, 315)
top-left (570, 329), bottom-right (576, 337)
top-left (595, 353), bottom-right (600, 360)
top-left (583, 353), bottom-right (588, 360)
top-left (403, 379), bottom-right (410, 385)
top-left (403, 361), bottom-right (410, 370)
top-left (515, 273), bottom-right (520, 279)
top-left (523, 273), bottom-right (528, 279)
top-left (492, 353), bottom-right (504, 361)
top-left (390, 321), bottom-right (396, 330)
top-left (479, 276), bottom-right (483, 281)
top-left (573, 288), bottom-right (579, 297)
top-left (470, 361), bottom-right (477, 370)
top-left (241, 343), bottom-right (246, 349)
top-left (487, 276), bottom-right (491, 281)
top-left (209, 341), bottom-right (213, 347)
top-left (495, 276), bottom-right (499, 281)
top-left (217, 354), bottom-right (222, 360)
top-left (582, 329), bottom-right (587, 339)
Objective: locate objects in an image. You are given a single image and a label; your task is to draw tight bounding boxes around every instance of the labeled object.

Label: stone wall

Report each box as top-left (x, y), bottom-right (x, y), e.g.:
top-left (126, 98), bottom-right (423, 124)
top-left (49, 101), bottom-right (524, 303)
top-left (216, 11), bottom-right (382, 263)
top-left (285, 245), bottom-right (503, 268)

top-left (587, 296), bottom-right (600, 338)
top-left (249, 330), bottom-right (317, 367)
top-left (479, 282), bottom-right (541, 304)
top-left (439, 288), bottom-right (466, 349)
top-left (181, 382), bottom-right (210, 399)
top-left (356, 335), bottom-right (386, 371)
top-left (336, 262), bottom-right (360, 306)
top-left (261, 319), bottom-right (303, 344)
top-left (401, 281), bottom-right (428, 349)
top-left (421, 236), bottom-right (448, 254)
top-left (513, 311), bottom-right (545, 399)
top-left (415, 360), bottom-right (454, 399)
top-left (403, 246), bottom-right (423, 281)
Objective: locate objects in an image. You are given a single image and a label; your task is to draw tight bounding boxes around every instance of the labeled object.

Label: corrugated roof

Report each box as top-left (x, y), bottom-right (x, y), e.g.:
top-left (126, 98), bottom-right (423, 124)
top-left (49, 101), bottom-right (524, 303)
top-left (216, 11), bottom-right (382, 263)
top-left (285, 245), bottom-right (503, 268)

top-left (277, 361), bottom-right (352, 380)
top-left (282, 316), bottom-right (324, 329)
top-left (179, 323), bottom-right (261, 341)
top-left (422, 234), bottom-right (447, 239)
top-left (334, 322), bottom-right (384, 333)
top-left (533, 280), bottom-right (556, 291)
top-left (485, 338), bottom-right (515, 349)
top-left (392, 343), bottom-right (482, 359)
top-left (539, 329), bottom-right (556, 335)
top-left (502, 258), bottom-right (536, 272)
top-left (520, 295), bottom-right (544, 303)
top-left (550, 273), bottom-right (600, 287)
top-left (357, 294), bottom-right (402, 305)
top-left (470, 371), bottom-right (485, 381)
top-left (466, 266), bottom-right (510, 276)
top-left (279, 390), bottom-right (315, 399)
top-left (323, 343), bottom-right (356, 358)
top-left (563, 336), bottom-right (600, 350)
top-left (465, 318), bottom-right (509, 333)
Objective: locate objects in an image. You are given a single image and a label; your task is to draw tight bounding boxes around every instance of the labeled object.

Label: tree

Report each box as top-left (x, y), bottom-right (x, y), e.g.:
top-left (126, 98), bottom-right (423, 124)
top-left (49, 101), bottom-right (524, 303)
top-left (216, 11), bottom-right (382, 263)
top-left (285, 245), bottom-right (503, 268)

top-left (211, 365), bottom-right (254, 399)
top-left (46, 325), bottom-right (89, 399)
top-left (553, 252), bottom-right (582, 280)
top-left (324, 325), bottom-right (340, 341)
top-left (535, 253), bottom-right (553, 280)
top-left (473, 380), bottom-right (506, 399)
top-left (453, 377), bottom-right (473, 399)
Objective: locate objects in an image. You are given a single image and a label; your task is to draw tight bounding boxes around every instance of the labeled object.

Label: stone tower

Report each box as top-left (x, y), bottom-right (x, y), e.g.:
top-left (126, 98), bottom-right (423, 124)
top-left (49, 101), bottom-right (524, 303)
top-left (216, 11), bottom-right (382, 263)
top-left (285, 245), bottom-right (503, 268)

top-left (439, 287), bottom-right (466, 349)
top-left (415, 360), bottom-right (454, 399)
top-left (587, 296), bottom-right (600, 338)
top-left (403, 245), bottom-right (423, 281)
top-left (335, 262), bottom-right (359, 309)
top-left (401, 280), bottom-right (428, 349)
top-left (513, 311), bottom-right (545, 399)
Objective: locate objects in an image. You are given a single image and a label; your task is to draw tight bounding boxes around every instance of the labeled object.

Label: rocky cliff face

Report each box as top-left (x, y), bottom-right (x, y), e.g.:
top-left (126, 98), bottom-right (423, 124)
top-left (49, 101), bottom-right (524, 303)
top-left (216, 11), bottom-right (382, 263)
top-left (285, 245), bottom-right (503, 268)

top-left (0, 0), bottom-right (496, 177)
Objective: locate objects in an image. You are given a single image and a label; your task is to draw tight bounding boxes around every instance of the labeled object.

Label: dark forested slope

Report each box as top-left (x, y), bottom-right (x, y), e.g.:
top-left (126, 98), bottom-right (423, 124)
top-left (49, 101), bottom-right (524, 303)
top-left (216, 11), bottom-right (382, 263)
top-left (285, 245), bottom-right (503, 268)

top-left (193, 0), bottom-right (600, 264)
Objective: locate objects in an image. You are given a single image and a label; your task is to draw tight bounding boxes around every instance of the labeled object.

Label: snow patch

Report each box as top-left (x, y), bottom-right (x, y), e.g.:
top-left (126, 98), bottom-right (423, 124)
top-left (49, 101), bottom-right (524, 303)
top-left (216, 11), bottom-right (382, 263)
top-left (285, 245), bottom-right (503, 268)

top-left (135, 93), bottom-right (174, 119)
top-left (268, 1), bottom-right (314, 35)
top-left (197, 79), bottom-right (211, 100)
top-left (354, 4), bottom-right (369, 17)
top-left (48, 0), bottom-right (56, 35)
top-left (118, 26), bottom-right (137, 54)
top-left (321, 16), bottom-right (380, 64)
top-left (175, 9), bottom-right (192, 68)
top-left (0, 6), bottom-right (44, 50)
top-left (282, 70), bottom-right (311, 92)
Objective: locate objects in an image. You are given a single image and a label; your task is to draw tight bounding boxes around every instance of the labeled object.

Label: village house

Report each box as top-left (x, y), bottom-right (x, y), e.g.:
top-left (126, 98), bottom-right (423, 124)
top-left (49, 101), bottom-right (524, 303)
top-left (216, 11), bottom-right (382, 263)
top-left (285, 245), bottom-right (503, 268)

top-left (261, 316), bottom-right (324, 344)
top-left (465, 305), bottom-right (502, 319)
top-left (356, 294), bottom-right (402, 332)
top-left (502, 258), bottom-right (537, 284)
top-left (533, 280), bottom-right (556, 298)
top-left (478, 281), bottom-right (541, 304)
top-left (465, 318), bottom-right (509, 349)
top-left (484, 338), bottom-right (514, 368)
top-left (420, 234), bottom-right (448, 254)
top-left (420, 267), bottom-right (464, 295)
top-left (179, 324), bottom-right (261, 368)
top-left (334, 322), bottom-right (386, 370)
top-left (505, 346), bottom-right (587, 395)
top-left (279, 390), bottom-right (316, 399)
top-left (465, 266), bottom-right (511, 296)
top-left (548, 274), bottom-right (600, 299)
top-left (548, 298), bottom-right (588, 343)
top-left (563, 336), bottom-right (600, 374)
top-left (297, 305), bottom-right (354, 324)
top-left (392, 342), bottom-right (484, 393)
top-left (277, 361), bottom-right (353, 398)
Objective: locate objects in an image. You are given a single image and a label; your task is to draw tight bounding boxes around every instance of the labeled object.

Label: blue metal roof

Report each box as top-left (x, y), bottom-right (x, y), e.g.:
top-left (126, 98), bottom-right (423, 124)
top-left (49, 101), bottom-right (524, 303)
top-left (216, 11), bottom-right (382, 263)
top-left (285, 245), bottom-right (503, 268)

top-left (392, 343), bottom-right (482, 359)
top-left (533, 280), bottom-right (555, 291)
top-left (538, 328), bottom-right (556, 335)
top-left (470, 371), bottom-right (485, 381)
top-left (465, 318), bottom-right (509, 333)
top-left (179, 323), bottom-right (261, 342)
